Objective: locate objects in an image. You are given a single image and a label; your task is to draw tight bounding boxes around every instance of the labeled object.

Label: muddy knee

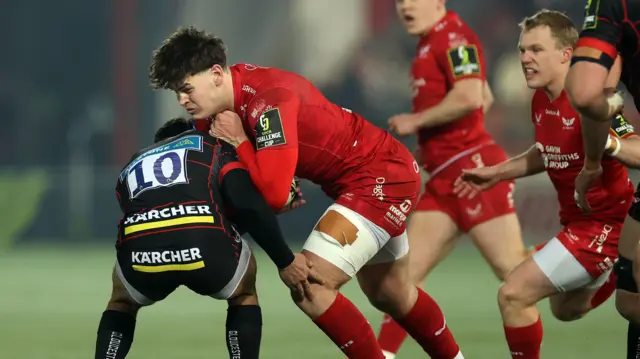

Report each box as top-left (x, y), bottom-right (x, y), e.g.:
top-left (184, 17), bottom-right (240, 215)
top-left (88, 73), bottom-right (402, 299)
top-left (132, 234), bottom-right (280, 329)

top-left (109, 270), bottom-right (142, 316)
top-left (549, 298), bottom-right (588, 322)
top-left (616, 291), bottom-right (640, 322)
top-left (498, 281), bottom-right (524, 309)
top-left (228, 253), bottom-right (259, 306)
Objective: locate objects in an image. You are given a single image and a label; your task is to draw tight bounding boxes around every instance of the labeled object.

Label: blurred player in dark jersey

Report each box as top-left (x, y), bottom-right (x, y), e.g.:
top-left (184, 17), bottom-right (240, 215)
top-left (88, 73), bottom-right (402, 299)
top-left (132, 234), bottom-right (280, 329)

top-left (149, 27), bottom-right (465, 359)
top-left (93, 118), bottom-right (319, 359)
top-left (380, 1), bottom-right (528, 356)
top-left (457, 10), bottom-right (634, 358)
top-left (565, 0), bottom-right (640, 356)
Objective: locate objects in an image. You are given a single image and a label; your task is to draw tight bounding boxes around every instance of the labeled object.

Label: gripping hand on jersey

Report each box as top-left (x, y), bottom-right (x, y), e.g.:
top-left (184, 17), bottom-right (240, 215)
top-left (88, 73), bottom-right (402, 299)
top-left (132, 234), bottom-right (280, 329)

top-left (279, 253), bottom-right (325, 301)
top-left (209, 111), bottom-right (249, 147)
top-left (574, 164), bottom-right (603, 214)
top-left (453, 166), bottom-right (502, 199)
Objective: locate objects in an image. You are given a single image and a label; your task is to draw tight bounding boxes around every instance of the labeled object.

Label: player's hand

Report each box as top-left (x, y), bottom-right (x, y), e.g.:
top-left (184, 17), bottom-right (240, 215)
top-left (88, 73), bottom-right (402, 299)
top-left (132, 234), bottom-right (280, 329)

top-left (604, 88), bottom-right (625, 116)
top-left (574, 161), bottom-right (603, 214)
top-left (388, 113), bottom-right (420, 137)
top-left (279, 253), bottom-right (324, 301)
top-left (453, 166), bottom-right (502, 199)
top-left (277, 178), bottom-right (306, 214)
top-left (209, 110), bottom-right (249, 147)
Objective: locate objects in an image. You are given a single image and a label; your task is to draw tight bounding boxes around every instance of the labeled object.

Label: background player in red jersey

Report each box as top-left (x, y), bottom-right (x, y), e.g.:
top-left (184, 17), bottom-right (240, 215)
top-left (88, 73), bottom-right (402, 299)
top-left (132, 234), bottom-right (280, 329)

top-left (380, 1), bottom-right (528, 357)
top-left (455, 10), bottom-right (634, 359)
top-left (565, 0), bottom-right (640, 355)
top-left (149, 27), bottom-right (464, 359)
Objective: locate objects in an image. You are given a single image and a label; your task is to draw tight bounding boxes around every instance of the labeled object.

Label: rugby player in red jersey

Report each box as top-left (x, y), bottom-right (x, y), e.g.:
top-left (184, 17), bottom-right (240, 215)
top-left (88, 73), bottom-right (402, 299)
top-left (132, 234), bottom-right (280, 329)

top-left (455, 10), bottom-right (634, 359)
top-left (380, 1), bottom-right (527, 356)
top-left (565, 0), bottom-right (640, 355)
top-left (149, 27), bottom-right (464, 359)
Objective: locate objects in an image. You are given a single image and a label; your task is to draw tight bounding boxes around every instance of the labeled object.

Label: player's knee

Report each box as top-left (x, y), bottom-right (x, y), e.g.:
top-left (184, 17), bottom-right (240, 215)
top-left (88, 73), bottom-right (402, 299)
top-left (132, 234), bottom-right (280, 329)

top-left (107, 297), bottom-right (140, 316)
top-left (498, 281), bottom-right (527, 310)
top-left (614, 256), bottom-right (640, 322)
top-left (363, 276), bottom-right (412, 314)
top-left (615, 294), bottom-right (635, 322)
top-left (549, 301), bottom-right (588, 322)
top-left (615, 291), bottom-right (640, 323)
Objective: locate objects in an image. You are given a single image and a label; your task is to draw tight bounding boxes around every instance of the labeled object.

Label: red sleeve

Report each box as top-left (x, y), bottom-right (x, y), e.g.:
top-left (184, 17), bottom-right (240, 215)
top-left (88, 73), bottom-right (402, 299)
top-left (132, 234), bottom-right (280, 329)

top-left (436, 32), bottom-right (484, 85)
top-left (236, 87), bottom-right (299, 210)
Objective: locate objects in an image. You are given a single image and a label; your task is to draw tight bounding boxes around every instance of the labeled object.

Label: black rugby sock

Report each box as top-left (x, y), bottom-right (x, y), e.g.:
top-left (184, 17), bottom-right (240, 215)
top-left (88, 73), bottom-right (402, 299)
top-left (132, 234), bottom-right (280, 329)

top-left (225, 305), bottom-right (262, 359)
top-left (95, 310), bottom-right (136, 359)
top-left (628, 322), bottom-right (640, 359)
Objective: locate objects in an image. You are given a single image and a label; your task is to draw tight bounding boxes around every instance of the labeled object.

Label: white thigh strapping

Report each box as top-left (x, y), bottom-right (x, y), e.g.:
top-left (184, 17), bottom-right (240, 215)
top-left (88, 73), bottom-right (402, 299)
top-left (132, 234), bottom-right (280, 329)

top-left (533, 237), bottom-right (611, 292)
top-left (302, 203), bottom-right (392, 277)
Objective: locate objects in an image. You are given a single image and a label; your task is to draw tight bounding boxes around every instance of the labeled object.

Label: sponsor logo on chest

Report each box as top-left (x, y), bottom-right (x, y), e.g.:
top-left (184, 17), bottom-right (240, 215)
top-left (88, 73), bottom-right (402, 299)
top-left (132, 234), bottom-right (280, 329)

top-left (535, 142), bottom-right (580, 170)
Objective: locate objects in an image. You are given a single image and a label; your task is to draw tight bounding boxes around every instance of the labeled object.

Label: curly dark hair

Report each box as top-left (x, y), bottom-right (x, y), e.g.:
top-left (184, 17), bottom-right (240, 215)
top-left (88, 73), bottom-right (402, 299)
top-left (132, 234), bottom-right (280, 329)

top-left (154, 117), bottom-right (194, 143)
top-left (149, 26), bottom-right (227, 90)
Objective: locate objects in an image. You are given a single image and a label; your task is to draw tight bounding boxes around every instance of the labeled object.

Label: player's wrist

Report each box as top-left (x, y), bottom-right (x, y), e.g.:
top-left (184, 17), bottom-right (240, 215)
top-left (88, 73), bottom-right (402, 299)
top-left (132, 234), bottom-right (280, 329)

top-left (277, 251), bottom-right (296, 270)
top-left (230, 137), bottom-right (249, 148)
top-left (610, 137), bottom-right (622, 156)
top-left (583, 157), bottom-right (602, 170)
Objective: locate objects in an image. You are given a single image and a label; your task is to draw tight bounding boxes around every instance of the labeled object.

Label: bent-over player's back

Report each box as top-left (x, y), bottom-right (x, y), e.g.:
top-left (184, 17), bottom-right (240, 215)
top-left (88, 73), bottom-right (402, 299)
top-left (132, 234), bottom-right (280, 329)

top-left (116, 130), bottom-right (238, 241)
top-left (231, 64), bottom-right (394, 184)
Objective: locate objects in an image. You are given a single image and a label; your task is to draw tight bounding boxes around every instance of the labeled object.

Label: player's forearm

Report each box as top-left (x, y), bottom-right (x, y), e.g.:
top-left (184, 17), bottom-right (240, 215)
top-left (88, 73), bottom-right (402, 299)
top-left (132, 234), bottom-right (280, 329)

top-left (221, 170), bottom-right (294, 269)
top-left (482, 82), bottom-right (494, 115)
top-left (607, 135), bottom-right (640, 168)
top-left (581, 117), bottom-right (611, 164)
top-left (416, 89), bottom-right (483, 128)
top-left (236, 141), bottom-right (296, 209)
top-left (495, 145), bottom-right (545, 180)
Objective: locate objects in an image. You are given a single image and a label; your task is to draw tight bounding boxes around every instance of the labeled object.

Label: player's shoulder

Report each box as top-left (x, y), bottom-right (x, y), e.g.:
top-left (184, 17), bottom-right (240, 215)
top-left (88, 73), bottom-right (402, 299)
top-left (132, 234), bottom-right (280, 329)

top-left (122, 130), bottom-right (209, 169)
top-left (431, 11), bottom-right (480, 47)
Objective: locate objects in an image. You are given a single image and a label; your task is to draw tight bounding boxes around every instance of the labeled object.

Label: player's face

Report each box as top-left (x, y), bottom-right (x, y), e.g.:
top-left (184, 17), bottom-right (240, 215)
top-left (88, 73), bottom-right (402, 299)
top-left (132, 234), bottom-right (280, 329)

top-left (396, 0), bottom-right (446, 36)
top-left (518, 26), bottom-right (571, 89)
top-left (176, 65), bottom-right (228, 119)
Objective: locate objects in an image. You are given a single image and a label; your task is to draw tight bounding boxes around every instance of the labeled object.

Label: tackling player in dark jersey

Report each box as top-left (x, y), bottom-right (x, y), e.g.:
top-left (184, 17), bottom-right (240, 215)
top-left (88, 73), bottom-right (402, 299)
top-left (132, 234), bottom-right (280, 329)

top-left (93, 118), bottom-right (321, 359)
top-left (565, 0), bottom-right (640, 357)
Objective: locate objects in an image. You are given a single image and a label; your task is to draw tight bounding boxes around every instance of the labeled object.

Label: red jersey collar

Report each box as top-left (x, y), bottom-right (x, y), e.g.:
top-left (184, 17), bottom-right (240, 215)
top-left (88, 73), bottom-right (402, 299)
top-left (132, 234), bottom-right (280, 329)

top-left (418, 10), bottom-right (458, 46)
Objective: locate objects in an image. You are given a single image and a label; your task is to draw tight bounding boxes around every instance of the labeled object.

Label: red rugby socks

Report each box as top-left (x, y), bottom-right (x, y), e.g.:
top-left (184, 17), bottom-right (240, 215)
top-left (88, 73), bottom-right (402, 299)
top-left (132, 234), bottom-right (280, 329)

top-left (377, 315), bottom-right (408, 356)
top-left (503, 317), bottom-right (543, 359)
top-left (395, 288), bottom-right (462, 359)
top-left (313, 293), bottom-right (385, 359)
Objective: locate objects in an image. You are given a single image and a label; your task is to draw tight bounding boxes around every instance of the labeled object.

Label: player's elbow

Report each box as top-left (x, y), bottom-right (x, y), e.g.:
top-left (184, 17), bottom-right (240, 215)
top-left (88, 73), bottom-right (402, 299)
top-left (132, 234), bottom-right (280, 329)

top-left (566, 85), bottom-right (599, 114)
top-left (566, 64), bottom-right (606, 113)
top-left (456, 90), bottom-right (484, 112)
top-left (262, 186), bottom-right (290, 211)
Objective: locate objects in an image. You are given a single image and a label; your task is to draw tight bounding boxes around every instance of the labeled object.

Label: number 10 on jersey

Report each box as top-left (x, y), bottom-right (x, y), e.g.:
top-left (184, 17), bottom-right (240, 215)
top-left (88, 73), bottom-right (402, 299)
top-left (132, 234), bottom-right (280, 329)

top-left (126, 149), bottom-right (190, 198)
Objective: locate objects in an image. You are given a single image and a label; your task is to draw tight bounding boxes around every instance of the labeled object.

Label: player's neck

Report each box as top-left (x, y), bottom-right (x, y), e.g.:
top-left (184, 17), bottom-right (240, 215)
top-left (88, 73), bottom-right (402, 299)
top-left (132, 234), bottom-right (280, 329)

top-left (544, 69), bottom-right (569, 100)
top-left (423, 8), bottom-right (448, 35)
top-left (225, 72), bottom-right (237, 111)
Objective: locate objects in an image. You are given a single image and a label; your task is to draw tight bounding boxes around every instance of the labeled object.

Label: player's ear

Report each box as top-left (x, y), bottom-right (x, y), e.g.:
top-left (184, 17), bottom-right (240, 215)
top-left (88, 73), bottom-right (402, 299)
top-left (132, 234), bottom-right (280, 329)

top-left (210, 64), bottom-right (224, 87)
top-left (562, 47), bottom-right (573, 64)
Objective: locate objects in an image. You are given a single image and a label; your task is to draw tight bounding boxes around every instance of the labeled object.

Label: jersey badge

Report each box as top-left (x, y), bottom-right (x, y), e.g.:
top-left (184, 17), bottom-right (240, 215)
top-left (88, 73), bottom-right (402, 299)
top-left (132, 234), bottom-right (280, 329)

top-left (254, 108), bottom-right (286, 150)
top-left (447, 45), bottom-right (480, 78)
